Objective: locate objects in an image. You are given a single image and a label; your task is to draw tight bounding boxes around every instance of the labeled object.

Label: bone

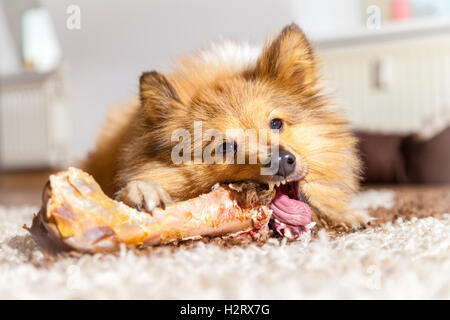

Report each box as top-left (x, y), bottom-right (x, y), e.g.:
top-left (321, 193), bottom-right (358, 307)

top-left (28, 167), bottom-right (274, 254)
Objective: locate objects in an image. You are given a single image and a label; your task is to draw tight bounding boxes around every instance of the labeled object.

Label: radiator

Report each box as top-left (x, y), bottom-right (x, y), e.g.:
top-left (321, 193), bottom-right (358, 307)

top-left (0, 69), bottom-right (69, 170)
top-left (318, 30), bottom-right (450, 133)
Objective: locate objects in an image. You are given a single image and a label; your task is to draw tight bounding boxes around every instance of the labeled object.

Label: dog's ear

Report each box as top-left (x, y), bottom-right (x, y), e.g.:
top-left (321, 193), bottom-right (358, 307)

top-left (139, 71), bottom-right (180, 119)
top-left (252, 23), bottom-right (317, 89)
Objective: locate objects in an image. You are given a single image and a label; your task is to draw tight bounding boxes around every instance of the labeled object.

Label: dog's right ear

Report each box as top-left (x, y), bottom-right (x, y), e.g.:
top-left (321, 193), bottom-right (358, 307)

top-left (139, 71), bottom-right (180, 119)
top-left (250, 23), bottom-right (317, 91)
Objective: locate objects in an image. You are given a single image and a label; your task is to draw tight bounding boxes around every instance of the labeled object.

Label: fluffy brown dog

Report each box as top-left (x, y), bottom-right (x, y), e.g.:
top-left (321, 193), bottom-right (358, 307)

top-left (83, 23), bottom-right (364, 228)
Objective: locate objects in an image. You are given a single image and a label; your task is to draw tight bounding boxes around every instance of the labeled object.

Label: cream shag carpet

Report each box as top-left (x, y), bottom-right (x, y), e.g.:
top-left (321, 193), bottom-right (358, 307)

top-left (0, 189), bottom-right (449, 299)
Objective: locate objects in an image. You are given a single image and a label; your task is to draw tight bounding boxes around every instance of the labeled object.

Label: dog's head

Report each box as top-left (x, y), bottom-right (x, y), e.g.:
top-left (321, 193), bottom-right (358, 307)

top-left (134, 23), bottom-right (361, 226)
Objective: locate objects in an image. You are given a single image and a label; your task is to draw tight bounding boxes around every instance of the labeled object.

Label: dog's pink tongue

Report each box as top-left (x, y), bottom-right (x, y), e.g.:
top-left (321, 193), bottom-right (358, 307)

top-left (269, 189), bottom-right (312, 238)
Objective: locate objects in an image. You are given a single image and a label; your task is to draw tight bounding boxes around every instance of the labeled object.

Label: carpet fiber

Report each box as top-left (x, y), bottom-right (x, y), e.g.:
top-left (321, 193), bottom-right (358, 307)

top-left (0, 187), bottom-right (449, 299)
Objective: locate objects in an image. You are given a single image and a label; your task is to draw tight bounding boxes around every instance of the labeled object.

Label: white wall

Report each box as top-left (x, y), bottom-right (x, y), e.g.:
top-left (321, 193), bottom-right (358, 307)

top-left (0, 0), bottom-right (22, 75)
top-left (40, 0), bottom-right (362, 158)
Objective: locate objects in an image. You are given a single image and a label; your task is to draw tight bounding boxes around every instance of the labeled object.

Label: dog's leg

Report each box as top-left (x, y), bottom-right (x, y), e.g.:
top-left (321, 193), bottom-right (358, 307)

top-left (116, 180), bottom-right (173, 213)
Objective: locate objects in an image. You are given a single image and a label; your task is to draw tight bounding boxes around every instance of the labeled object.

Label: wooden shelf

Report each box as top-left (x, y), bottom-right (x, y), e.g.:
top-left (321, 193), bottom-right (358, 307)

top-left (314, 18), bottom-right (450, 49)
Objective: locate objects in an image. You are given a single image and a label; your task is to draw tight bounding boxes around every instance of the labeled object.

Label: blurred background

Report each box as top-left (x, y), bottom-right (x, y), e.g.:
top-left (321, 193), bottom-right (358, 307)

top-left (1, 0), bottom-right (450, 205)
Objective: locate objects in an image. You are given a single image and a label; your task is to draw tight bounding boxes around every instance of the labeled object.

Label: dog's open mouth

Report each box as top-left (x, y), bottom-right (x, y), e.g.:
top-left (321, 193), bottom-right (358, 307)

top-left (268, 181), bottom-right (312, 238)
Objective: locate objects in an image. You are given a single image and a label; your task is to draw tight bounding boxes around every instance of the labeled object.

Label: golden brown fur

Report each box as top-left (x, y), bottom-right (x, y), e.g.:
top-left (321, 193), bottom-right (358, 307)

top-left (83, 23), bottom-right (363, 227)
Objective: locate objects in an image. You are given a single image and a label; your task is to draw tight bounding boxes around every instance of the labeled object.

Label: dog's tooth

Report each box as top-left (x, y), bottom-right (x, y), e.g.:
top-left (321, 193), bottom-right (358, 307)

top-left (284, 228), bottom-right (292, 239)
top-left (275, 181), bottom-right (281, 187)
top-left (281, 180), bottom-right (286, 185)
top-left (267, 182), bottom-right (274, 191)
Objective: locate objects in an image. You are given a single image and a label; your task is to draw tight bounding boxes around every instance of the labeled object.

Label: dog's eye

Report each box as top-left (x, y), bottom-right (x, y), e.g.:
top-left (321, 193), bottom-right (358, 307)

top-left (216, 141), bottom-right (237, 154)
top-left (270, 118), bottom-right (284, 130)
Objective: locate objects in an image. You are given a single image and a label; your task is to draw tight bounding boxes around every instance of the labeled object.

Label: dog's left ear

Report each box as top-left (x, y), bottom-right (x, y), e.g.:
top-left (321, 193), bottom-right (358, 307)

top-left (252, 23), bottom-right (317, 88)
top-left (139, 71), bottom-right (180, 121)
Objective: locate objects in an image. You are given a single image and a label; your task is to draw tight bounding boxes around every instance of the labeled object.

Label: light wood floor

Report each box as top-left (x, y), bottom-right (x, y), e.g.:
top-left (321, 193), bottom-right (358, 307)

top-left (1, 170), bottom-right (450, 209)
top-left (0, 170), bottom-right (56, 206)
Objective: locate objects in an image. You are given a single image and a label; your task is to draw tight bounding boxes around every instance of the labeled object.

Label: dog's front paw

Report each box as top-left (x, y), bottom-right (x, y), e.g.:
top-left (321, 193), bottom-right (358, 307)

top-left (338, 209), bottom-right (371, 230)
top-left (116, 180), bottom-right (173, 214)
top-left (313, 207), bottom-right (371, 231)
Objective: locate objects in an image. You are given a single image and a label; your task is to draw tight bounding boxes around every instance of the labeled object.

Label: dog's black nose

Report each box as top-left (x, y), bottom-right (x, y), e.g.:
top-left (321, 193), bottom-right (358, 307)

top-left (277, 150), bottom-right (296, 178)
